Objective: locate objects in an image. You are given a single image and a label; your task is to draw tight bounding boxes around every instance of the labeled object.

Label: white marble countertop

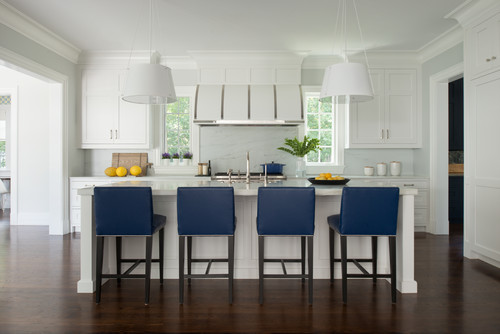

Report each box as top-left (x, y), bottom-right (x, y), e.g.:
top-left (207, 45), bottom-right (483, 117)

top-left (78, 179), bottom-right (418, 196)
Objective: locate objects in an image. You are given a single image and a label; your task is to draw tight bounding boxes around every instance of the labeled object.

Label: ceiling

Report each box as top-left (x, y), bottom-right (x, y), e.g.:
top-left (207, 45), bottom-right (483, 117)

top-left (4, 0), bottom-right (467, 57)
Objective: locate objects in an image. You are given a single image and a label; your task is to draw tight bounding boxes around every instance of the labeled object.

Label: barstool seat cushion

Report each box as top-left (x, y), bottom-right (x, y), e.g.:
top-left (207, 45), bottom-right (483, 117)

top-left (257, 187), bottom-right (315, 235)
top-left (328, 187), bottom-right (399, 236)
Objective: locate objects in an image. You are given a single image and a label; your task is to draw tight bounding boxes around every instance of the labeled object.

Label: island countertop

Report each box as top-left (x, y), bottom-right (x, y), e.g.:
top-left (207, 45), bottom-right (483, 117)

top-left (78, 179), bottom-right (418, 196)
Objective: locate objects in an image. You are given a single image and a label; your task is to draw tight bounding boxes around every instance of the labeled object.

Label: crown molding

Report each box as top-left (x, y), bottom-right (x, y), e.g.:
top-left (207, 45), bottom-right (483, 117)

top-left (418, 25), bottom-right (464, 63)
top-left (302, 51), bottom-right (419, 69)
top-left (187, 50), bottom-right (309, 68)
top-left (78, 50), bottom-right (152, 65)
top-left (446, 0), bottom-right (500, 28)
top-left (0, 0), bottom-right (80, 63)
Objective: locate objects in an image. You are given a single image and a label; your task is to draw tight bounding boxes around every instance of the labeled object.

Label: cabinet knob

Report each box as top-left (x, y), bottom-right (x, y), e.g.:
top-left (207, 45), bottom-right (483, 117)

top-left (492, 56), bottom-right (497, 60)
top-left (486, 58), bottom-right (491, 62)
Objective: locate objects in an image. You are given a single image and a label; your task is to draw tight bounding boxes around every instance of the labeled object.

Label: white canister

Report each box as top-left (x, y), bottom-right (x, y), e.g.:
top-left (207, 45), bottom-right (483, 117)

top-left (377, 162), bottom-right (387, 176)
top-left (390, 161), bottom-right (401, 176)
top-left (364, 166), bottom-right (374, 176)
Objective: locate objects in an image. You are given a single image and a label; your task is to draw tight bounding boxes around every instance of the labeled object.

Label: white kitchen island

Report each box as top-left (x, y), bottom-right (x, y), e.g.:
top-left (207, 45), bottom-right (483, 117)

top-left (77, 179), bottom-right (418, 294)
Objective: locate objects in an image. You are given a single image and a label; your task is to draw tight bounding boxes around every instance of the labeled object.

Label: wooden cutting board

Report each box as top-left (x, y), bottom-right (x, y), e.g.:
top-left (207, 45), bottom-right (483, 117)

top-left (112, 153), bottom-right (152, 176)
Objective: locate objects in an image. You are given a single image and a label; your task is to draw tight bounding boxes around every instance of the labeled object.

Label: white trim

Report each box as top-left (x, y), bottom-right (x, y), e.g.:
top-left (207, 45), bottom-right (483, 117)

top-left (446, 0), bottom-right (500, 28)
top-left (429, 62), bottom-right (464, 235)
top-left (418, 25), bottom-right (464, 63)
top-left (0, 45), bottom-right (70, 235)
top-left (0, 0), bottom-right (80, 63)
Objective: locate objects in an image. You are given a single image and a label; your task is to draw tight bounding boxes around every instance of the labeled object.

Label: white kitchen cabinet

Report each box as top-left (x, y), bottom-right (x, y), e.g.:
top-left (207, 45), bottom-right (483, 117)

top-left (469, 12), bottom-right (500, 78)
top-left (81, 69), bottom-right (151, 149)
top-left (349, 69), bottom-right (419, 148)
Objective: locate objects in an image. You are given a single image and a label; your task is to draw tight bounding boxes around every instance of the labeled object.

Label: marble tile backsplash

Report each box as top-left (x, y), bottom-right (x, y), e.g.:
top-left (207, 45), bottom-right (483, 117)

top-left (200, 126), bottom-right (299, 175)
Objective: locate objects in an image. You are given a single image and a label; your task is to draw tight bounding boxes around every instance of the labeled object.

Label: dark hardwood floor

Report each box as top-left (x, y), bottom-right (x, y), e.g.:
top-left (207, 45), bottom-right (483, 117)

top-left (0, 212), bottom-right (499, 333)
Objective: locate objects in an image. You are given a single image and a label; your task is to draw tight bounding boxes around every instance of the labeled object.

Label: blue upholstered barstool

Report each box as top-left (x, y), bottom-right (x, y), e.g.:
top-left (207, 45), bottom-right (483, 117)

top-left (257, 187), bottom-right (315, 304)
top-left (94, 187), bottom-right (166, 305)
top-left (327, 187), bottom-right (399, 303)
top-left (177, 187), bottom-right (236, 304)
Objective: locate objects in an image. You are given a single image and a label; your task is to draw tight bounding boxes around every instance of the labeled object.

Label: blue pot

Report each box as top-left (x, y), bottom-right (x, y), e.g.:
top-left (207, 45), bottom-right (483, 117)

top-left (260, 162), bottom-right (286, 174)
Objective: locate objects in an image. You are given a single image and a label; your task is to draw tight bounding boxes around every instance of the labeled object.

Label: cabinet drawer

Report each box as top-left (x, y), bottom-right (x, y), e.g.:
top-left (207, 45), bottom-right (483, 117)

top-left (389, 180), bottom-right (429, 189)
top-left (414, 208), bottom-right (429, 227)
top-left (415, 189), bottom-right (429, 208)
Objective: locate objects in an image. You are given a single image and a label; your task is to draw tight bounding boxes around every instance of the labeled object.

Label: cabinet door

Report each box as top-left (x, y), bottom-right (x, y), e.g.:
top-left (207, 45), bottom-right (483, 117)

top-left (384, 70), bottom-right (418, 145)
top-left (116, 99), bottom-right (150, 147)
top-left (81, 95), bottom-right (116, 145)
top-left (349, 69), bottom-right (384, 146)
top-left (470, 13), bottom-right (500, 77)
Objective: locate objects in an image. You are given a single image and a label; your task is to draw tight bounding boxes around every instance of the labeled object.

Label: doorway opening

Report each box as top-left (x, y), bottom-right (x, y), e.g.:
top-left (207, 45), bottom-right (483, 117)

top-left (448, 78), bottom-right (464, 229)
top-left (429, 62), bottom-right (464, 235)
top-left (0, 51), bottom-right (68, 235)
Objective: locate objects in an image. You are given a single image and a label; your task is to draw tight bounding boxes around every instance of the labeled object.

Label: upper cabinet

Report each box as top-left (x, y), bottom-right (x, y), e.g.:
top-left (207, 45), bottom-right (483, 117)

top-left (469, 12), bottom-right (500, 78)
top-left (81, 68), bottom-right (151, 149)
top-left (348, 69), bottom-right (420, 148)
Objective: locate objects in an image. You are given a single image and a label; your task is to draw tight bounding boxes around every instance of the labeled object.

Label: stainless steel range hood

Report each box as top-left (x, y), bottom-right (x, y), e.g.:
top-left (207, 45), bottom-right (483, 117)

top-left (193, 84), bottom-right (304, 125)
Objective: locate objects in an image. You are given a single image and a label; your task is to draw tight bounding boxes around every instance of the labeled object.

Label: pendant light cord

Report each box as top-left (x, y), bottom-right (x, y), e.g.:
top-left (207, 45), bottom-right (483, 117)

top-left (352, 0), bottom-right (374, 91)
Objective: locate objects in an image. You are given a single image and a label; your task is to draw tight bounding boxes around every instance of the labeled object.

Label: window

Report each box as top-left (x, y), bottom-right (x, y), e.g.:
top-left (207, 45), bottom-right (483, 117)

top-left (305, 93), bottom-right (334, 164)
top-left (164, 96), bottom-right (191, 156)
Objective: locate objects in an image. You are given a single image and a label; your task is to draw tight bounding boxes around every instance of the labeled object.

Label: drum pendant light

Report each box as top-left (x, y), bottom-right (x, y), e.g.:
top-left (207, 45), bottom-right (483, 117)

top-left (122, 0), bottom-right (176, 105)
top-left (320, 0), bottom-right (373, 103)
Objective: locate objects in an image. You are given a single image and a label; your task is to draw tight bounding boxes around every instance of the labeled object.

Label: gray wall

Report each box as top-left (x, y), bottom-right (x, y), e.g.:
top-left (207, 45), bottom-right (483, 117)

top-left (0, 23), bottom-right (82, 177)
top-left (414, 43), bottom-right (464, 175)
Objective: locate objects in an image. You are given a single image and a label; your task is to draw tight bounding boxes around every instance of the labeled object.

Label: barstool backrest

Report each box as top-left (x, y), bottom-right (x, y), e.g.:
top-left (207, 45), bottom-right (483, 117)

top-left (94, 187), bottom-right (154, 236)
top-left (339, 187), bottom-right (399, 236)
top-left (177, 187), bottom-right (235, 235)
top-left (257, 187), bottom-right (315, 235)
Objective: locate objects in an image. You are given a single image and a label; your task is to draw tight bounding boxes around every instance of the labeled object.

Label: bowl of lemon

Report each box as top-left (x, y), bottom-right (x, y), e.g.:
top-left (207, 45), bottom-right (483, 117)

top-left (308, 173), bottom-right (350, 185)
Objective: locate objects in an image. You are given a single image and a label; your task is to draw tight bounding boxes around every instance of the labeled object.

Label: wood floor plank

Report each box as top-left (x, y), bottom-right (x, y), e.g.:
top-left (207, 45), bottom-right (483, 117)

top-left (0, 215), bottom-right (499, 333)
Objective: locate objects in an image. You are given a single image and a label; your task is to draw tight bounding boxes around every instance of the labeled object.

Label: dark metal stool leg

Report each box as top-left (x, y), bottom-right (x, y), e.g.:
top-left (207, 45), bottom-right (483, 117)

top-left (145, 236), bottom-right (153, 305)
top-left (179, 236), bottom-right (185, 304)
top-left (116, 236), bottom-right (122, 285)
top-left (329, 228), bottom-right (335, 283)
top-left (389, 236), bottom-right (397, 303)
top-left (340, 235), bottom-right (347, 303)
top-left (307, 235), bottom-right (314, 305)
top-left (159, 228), bottom-right (164, 284)
top-left (187, 236), bottom-right (192, 285)
top-left (96, 236), bottom-right (104, 304)
top-left (372, 236), bottom-right (378, 284)
top-left (258, 235), bottom-right (264, 304)
top-left (228, 235), bottom-right (235, 304)
top-left (301, 236), bottom-right (306, 283)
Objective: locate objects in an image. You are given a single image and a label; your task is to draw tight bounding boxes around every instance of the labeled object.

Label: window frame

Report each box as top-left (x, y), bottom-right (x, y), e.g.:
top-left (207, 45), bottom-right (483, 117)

top-left (301, 86), bottom-right (345, 173)
top-left (157, 86), bottom-right (198, 169)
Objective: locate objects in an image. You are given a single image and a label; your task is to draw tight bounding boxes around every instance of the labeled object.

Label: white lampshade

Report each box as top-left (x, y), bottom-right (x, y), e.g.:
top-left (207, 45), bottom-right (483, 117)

top-left (122, 63), bottom-right (177, 105)
top-left (320, 62), bottom-right (373, 103)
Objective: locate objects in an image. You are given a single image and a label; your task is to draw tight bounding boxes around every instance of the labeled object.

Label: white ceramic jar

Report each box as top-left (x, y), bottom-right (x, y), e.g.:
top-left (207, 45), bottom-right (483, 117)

top-left (377, 162), bottom-right (387, 176)
top-left (364, 166), bottom-right (374, 176)
top-left (390, 161), bottom-right (401, 176)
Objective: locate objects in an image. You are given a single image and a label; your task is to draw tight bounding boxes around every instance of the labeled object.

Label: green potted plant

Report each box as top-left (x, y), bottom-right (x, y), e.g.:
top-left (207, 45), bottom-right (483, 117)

top-left (278, 136), bottom-right (320, 177)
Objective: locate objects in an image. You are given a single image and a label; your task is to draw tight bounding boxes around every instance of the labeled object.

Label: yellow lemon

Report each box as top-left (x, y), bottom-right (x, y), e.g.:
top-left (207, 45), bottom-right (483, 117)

top-left (104, 167), bottom-right (117, 177)
top-left (129, 165), bottom-right (142, 176)
top-left (316, 176), bottom-right (327, 180)
top-left (116, 166), bottom-right (127, 177)
top-left (319, 173), bottom-right (326, 177)
top-left (325, 173), bottom-right (332, 179)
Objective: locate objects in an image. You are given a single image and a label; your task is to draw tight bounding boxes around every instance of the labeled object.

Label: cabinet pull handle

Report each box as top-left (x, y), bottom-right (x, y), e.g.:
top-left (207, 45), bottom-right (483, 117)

top-left (110, 130), bottom-right (112, 139)
top-left (387, 129), bottom-right (390, 139)
top-left (381, 129), bottom-right (384, 140)
top-left (115, 129), bottom-right (118, 139)
top-left (404, 184), bottom-right (415, 187)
